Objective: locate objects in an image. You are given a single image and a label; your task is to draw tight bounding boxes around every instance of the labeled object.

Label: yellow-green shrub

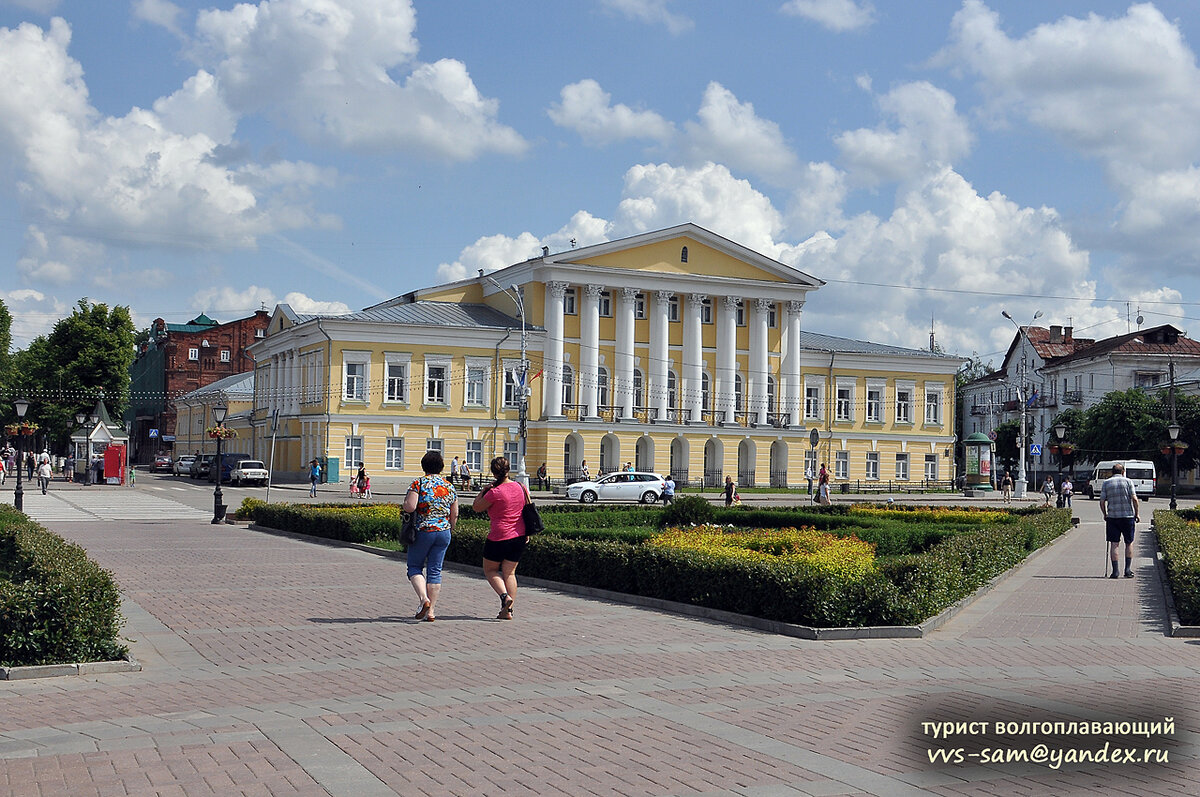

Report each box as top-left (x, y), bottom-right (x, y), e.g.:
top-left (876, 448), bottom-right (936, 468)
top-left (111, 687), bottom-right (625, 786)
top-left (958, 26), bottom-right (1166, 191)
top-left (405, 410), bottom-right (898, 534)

top-left (648, 524), bottom-right (877, 580)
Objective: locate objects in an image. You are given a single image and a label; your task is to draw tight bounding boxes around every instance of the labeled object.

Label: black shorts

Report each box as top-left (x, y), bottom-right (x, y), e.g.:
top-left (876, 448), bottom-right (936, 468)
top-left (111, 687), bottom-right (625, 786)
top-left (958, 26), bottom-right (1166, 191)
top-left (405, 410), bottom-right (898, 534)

top-left (483, 535), bottom-right (528, 563)
top-left (1105, 517), bottom-right (1136, 543)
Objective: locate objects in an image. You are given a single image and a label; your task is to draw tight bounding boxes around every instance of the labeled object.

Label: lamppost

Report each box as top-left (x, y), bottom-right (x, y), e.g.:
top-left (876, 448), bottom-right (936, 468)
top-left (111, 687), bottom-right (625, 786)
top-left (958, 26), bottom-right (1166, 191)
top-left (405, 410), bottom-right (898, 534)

top-left (13, 398), bottom-right (29, 511)
top-left (211, 403), bottom-right (227, 524)
top-left (1053, 422), bottom-right (1067, 475)
top-left (1001, 309), bottom-right (1043, 498)
top-left (74, 412), bottom-right (86, 483)
top-left (487, 278), bottom-right (529, 488)
top-left (1168, 422), bottom-right (1181, 511)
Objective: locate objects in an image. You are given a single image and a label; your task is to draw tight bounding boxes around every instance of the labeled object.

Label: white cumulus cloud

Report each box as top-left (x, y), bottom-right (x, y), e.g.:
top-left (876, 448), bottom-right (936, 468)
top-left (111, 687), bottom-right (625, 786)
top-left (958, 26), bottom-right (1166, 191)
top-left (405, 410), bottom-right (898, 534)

top-left (548, 80), bottom-right (674, 145)
top-left (132, 0), bottom-right (186, 38)
top-left (780, 0), bottom-right (874, 32)
top-left (189, 285), bottom-right (350, 318)
top-left (683, 82), bottom-right (800, 185)
top-left (600, 0), bottom-right (693, 34)
top-left (193, 0), bottom-right (526, 160)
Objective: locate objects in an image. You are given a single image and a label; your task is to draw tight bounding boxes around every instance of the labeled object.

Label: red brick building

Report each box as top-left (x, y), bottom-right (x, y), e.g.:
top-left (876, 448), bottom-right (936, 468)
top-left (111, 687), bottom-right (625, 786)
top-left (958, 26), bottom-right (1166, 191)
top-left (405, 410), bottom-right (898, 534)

top-left (126, 310), bottom-right (269, 463)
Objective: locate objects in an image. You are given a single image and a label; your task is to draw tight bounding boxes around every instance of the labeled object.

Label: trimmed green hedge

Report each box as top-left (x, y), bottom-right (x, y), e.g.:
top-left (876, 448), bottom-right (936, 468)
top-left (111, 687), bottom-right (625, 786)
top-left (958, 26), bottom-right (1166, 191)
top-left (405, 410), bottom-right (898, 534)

top-left (251, 502), bottom-right (404, 543)
top-left (250, 500), bottom-right (1070, 627)
top-left (1156, 509), bottom-right (1200, 624)
top-left (0, 507), bottom-right (128, 667)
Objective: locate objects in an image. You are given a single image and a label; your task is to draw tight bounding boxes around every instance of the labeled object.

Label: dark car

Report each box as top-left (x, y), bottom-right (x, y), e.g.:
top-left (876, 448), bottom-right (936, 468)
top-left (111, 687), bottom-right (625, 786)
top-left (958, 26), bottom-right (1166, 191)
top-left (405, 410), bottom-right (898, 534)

top-left (208, 453), bottom-right (253, 483)
top-left (151, 454), bottom-right (173, 472)
top-left (189, 454), bottom-right (217, 479)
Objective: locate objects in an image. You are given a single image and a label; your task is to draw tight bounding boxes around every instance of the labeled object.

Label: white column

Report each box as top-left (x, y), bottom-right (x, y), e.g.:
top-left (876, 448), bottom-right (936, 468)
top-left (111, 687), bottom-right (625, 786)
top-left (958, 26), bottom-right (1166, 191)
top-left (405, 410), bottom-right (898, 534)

top-left (543, 281), bottom-right (567, 418)
top-left (651, 290), bottom-right (671, 422)
top-left (751, 298), bottom-right (769, 425)
top-left (582, 284), bottom-right (601, 418)
top-left (616, 287), bottom-right (636, 420)
top-left (684, 293), bottom-right (705, 423)
top-left (717, 296), bottom-right (738, 423)
top-left (289, 350), bottom-right (299, 414)
top-left (270, 354), bottom-right (280, 415)
top-left (784, 300), bottom-right (804, 426)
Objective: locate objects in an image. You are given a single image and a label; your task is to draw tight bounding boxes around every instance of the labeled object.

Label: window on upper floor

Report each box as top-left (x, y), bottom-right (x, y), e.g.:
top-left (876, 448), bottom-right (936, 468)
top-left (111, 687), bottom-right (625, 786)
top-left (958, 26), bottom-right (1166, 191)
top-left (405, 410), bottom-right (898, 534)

top-left (734, 374), bottom-right (744, 412)
top-left (426, 364), bottom-right (447, 404)
top-left (385, 438), bottom-right (403, 470)
top-left (680, 246), bottom-right (688, 263)
top-left (220, 350), bottom-right (230, 363)
top-left (865, 452), bottom-right (880, 480)
top-left (564, 287), bottom-right (577, 315)
top-left (924, 454), bottom-right (938, 481)
top-left (735, 300), bottom-right (746, 327)
top-left (467, 366), bottom-right (487, 406)
top-left (599, 291), bottom-right (612, 317)
top-left (344, 362), bottom-right (366, 401)
top-left (188, 348), bottom-right (199, 361)
top-left (866, 387), bottom-right (883, 423)
top-left (634, 293), bottom-right (646, 319)
top-left (924, 389), bottom-right (942, 425)
top-left (836, 386), bottom-right (853, 422)
top-left (667, 294), bottom-right (679, 322)
top-left (562, 364), bottom-right (575, 406)
top-left (701, 373), bottom-right (711, 411)
top-left (896, 389), bottom-right (912, 424)
top-left (633, 369), bottom-right (645, 408)
top-left (896, 453), bottom-right (910, 481)
top-left (701, 297), bottom-right (712, 324)
top-left (768, 304), bottom-right (777, 328)
top-left (597, 366), bottom-right (610, 407)
top-left (804, 386), bottom-right (821, 420)
top-left (385, 362), bottom-right (407, 403)
top-left (667, 371), bottom-right (678, 408)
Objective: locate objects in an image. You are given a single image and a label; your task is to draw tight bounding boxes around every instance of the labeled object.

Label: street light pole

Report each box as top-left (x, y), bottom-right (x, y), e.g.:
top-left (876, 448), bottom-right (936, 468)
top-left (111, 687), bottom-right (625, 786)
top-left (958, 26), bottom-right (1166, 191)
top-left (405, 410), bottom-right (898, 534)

top-left (211, 403), bottom-right (227, 524)
top-left (488, 278), bottom-right (529, 488)
top-left (1002, 309), bottom-right (1043, 498)
top-left (1169, 361), bottom-right (1179, 510)
top-left (13, 398), bottom-right (29, 512)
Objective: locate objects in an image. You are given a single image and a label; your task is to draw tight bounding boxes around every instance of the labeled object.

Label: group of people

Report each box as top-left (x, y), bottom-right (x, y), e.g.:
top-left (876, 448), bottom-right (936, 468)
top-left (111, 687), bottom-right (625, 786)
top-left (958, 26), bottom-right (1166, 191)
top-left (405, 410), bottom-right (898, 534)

top-left (403, 451), bottom-right (531, 622)
top-left (802, 463), bottom-right (833, 505)
top-left (0, 448), bottom-right (54, 494)
top-left (996, 472), bottom-right (1075, 506)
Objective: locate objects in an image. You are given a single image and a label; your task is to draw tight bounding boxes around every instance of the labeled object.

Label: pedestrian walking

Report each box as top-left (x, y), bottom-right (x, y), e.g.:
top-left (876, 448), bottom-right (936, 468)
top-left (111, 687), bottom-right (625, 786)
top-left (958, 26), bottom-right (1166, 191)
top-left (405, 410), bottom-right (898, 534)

top-left (1099, 462), bottom-right (1140, 579)
top-left (536, 462), bottom-right (548, 490)
top-left (805, 465), bottom-right (814, 495)
top-left (1001, 471), bottom-right (1013, 503)
top-left (472, 456), bottom-right (529, 620)
top-left (817, 464), bottom-right (832, 505)
top-left (661, 474), bottom-right (675, 505)
top-left (450, 456), bottom-right (459, 486)
top-left (1061, 475), bottom-right (1073, 508)
top-left (460, 459), bottom-right (471, 489)
top-left (1041, 476), bottom-right (1055, 506)
top-left (0, 456), bottom-right (5, 485)
top-left (26, 452), bottom-right (36, 481)
top-left (403, 450), bottom-right (458, 622)
top-left (308, 458), bottom-right (320, 498)
top-left (36, 460), bottom-right (52, 494)
top-left (724, 475), bottom-right (736, 507)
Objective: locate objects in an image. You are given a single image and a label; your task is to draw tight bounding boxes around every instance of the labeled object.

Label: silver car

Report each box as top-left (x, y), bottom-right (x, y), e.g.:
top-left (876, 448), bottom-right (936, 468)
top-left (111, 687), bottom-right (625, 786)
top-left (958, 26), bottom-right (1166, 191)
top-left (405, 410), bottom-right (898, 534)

top-left (173, 455), bottom-right (196, 476)
top-left (230, 460), bottom-right (270, 487)
top-left (567, 471), bottom-right (665, 504)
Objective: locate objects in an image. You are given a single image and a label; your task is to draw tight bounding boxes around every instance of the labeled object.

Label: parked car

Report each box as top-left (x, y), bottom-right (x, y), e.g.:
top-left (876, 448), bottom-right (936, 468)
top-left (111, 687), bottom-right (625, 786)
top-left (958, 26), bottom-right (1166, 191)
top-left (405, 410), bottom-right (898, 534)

top-left (230, 459), bottom-right (269, 486)
top-left (189, 454), bottom-right (217, 479)
top-left (208, 453), bottom-right (253, 483)
top-left (151, 454), bottom-right (173, 472)
top-left (566, 471), bottom-right (666, 504)
top-left (173, 455), bottom-right (196, 476)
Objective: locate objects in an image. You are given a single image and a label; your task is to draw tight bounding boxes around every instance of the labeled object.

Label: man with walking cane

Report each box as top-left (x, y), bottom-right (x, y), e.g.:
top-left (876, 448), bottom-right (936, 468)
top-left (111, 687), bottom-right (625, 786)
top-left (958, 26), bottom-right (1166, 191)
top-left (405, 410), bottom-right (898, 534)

top-left (1099, 462), bottom-right (1140, 579)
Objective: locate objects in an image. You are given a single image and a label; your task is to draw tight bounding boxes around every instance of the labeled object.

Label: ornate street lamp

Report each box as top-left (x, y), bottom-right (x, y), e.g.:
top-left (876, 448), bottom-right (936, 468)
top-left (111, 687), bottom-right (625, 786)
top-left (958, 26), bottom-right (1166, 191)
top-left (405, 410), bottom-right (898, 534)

top-left (74, 413), bottom-right (86, 483)
top-left (1168, 422), bottom-right (1181, 510)
top-left (13, 398), bottom-right (29, 511)
top-left (1001, 309), bottom-right (1043, 498)
top-left (211, 403), bottom-right (227, 524)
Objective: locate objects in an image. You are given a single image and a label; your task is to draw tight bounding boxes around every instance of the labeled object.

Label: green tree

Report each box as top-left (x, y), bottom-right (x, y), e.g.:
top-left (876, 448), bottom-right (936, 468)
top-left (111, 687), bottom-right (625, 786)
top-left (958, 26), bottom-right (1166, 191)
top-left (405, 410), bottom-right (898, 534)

top-left (7, 299), bottom-right (135, 450)
top-left (954, 352), bottom-right (995, 465)
top-left (0, 298), bottom-right (12, 384)
top-left (993, 420), bottom-right (1019, 472)
top-left (1077, 389), bottom-right (1161, 463)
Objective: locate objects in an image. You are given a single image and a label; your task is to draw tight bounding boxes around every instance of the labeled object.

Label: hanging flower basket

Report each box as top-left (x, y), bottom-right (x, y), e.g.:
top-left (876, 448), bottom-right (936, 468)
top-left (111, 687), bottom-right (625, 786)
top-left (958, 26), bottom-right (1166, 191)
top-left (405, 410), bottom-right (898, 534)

top-left (206, 425), bottom-right (237, 440)
top-left (1160, 440), bottom-right (1188, 456)
top-left (5, 422), bottom-right (37, 436)
top-left (1048, 443), bottom-right (1075, 456)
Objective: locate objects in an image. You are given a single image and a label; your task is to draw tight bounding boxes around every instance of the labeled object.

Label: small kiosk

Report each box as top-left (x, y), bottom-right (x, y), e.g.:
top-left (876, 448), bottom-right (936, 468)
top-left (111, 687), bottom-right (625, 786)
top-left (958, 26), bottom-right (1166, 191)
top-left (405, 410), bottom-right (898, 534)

top-left (71, 398), bottom-right (130, 485)
top-left (963, 432), bottom-right (995, 495)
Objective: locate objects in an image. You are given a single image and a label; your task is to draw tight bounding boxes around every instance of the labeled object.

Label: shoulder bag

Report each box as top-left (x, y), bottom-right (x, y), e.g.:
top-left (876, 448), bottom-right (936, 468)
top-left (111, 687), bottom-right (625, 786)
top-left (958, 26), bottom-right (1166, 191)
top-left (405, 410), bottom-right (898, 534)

top-left (521, 484), bottom-right (544, 535)
top-left (401, 476), bottom-right (423, 545)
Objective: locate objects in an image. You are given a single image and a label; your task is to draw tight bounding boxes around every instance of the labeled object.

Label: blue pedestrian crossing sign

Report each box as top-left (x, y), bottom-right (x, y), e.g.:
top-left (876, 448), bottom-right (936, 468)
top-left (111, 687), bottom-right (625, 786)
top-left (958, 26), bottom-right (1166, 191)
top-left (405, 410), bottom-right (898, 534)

top-left (148, 428), bottom-right (159, 438)
top-left (1029, 443), bottom-right (1041, 456)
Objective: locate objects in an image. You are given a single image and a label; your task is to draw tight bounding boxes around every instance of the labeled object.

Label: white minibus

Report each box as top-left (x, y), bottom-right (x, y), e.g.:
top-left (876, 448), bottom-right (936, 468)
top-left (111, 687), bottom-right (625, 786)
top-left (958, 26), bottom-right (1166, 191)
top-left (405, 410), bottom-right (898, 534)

top-left (1087, 460), bottom-right (1157, 500)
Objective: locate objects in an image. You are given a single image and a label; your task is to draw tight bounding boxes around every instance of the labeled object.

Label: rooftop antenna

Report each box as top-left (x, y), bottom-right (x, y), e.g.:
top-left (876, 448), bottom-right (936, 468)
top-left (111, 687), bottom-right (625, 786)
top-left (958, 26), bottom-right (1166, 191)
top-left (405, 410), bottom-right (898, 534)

top-left (929, 313), bottom-right (936, 352)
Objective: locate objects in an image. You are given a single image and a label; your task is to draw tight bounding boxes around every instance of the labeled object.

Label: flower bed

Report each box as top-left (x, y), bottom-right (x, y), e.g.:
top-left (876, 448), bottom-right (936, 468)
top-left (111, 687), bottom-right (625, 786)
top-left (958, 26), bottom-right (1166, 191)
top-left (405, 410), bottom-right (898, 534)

top-left (0, 507), bottom-right (128, 667)
top-left (1155, 509), bottom-right (1200, 624)
top-left (246, 500), bottom-right (1070, 628)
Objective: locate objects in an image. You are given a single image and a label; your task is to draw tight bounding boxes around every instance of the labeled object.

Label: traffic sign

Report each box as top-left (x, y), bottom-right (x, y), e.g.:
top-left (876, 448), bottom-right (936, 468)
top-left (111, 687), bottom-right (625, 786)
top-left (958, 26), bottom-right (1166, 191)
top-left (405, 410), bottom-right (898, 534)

top-left (148, 428), bottom-right (159, 438)
top-left (1030, 443), bottom-right (1042, 456)
top-left (809, 428), bottom-right (820, 448)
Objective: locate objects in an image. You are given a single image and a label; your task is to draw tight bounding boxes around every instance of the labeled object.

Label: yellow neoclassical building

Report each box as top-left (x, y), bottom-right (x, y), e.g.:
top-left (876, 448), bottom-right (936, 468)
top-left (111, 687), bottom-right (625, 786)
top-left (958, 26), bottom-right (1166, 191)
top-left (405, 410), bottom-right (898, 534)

top-left (248, 224), bottom-right (960, 487)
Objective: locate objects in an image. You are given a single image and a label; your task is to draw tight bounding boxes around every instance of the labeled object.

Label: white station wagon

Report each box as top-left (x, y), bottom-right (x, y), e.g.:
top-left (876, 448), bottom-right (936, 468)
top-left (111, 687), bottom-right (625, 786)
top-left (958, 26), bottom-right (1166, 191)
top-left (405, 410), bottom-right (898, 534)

top-left (566, 471), bottom-right (666, 504)
top-left (230, 460), bottom-right (270, 487)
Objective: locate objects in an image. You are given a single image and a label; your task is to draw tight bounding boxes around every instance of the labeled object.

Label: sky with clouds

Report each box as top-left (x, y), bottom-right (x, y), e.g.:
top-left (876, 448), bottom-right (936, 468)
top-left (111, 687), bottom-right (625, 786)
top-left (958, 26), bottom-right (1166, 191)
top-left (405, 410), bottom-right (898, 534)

top-left (2, 0), bottom-right (1199, 366)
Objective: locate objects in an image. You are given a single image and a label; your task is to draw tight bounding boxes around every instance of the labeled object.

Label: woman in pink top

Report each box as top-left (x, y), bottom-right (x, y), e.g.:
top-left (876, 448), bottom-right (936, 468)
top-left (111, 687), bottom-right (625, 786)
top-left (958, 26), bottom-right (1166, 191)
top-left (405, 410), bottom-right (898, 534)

top-left (471, 456), bottom-right (528, 620)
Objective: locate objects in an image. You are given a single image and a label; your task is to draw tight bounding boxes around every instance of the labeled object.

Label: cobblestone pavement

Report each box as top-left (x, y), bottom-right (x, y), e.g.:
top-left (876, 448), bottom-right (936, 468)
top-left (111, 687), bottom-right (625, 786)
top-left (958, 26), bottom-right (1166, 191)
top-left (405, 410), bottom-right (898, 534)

top-left (1, 498), bottom-right (1196, 796)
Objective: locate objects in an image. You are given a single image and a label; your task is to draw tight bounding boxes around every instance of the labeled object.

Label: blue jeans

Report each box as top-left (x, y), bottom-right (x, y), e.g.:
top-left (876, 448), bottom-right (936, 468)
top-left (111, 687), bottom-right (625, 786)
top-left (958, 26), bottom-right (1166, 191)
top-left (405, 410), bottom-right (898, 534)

top-left (407, 527), bottom-right (452, 583)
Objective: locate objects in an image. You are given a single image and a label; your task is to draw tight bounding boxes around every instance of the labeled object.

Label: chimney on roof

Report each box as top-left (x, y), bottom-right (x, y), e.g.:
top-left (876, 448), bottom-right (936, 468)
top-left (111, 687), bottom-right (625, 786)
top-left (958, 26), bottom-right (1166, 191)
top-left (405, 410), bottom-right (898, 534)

top-left (478, 269), bottom-right (484, 278)
top-left (1049, 325), bottom-right (1063, 344)
top-left (541, 246), bottom-right (549, 257)
top-left (1064, 326), bottom-right (1073, 341)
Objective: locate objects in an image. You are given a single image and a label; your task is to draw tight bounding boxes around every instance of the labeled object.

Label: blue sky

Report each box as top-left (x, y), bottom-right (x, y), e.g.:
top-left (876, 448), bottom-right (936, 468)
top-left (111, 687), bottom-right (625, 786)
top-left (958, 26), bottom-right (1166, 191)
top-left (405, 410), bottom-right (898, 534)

top-left (3, 0), bottom-right (1200, 365)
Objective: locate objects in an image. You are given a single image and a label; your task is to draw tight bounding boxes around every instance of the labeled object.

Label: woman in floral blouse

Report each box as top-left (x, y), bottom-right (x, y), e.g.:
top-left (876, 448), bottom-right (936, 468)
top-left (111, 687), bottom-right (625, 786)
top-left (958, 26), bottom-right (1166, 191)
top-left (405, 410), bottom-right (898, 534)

top-left (402, 450), bottom-right (458, 621)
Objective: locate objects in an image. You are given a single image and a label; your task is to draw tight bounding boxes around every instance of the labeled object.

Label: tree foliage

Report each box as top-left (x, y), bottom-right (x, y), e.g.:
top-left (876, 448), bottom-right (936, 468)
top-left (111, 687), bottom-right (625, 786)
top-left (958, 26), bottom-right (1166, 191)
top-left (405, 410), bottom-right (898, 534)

top-left (5, 299), bottom-right (134, 450)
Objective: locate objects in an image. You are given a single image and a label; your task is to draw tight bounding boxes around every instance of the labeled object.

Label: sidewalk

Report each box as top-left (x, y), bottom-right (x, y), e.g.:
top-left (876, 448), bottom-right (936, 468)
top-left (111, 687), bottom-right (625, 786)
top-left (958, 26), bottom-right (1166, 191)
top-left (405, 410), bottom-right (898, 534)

top-left (1, 498), bottom-right (1196, 795)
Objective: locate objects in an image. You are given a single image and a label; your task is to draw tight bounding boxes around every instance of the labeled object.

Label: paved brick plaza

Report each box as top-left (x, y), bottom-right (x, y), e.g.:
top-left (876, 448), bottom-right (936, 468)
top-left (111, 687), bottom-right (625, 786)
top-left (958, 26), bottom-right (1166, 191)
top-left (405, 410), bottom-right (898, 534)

top-left (1, 495), bottom-right (1197, 796)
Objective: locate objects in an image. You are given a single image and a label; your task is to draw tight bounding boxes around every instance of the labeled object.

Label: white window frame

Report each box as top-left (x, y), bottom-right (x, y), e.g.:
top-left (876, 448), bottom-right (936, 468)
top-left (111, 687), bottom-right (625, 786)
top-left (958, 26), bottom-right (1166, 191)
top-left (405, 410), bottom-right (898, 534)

top-left (768, 304), bottom-right (777, 328)
top-left (384, 353), bottom-right (411, 404)
top-left (344, 436), bottom-right (363, 469)
top-left (465, 357), bottom-right (490, 408)
top-left (188, 347), bottom-right (199, 361)
top-left (465, 440), bottom-right (483, 474)
top-left (426, 438), bottom-right (443, 455)
top-left (805, 449), bottom-right (817, 477)
top-left (667, 295), bottom-right (680, 322)
top-left (599, 290), bottom-right (612, 317)
top-left (220, 349), bottom-right (231, 363)
top-left (734, 373), bottom-right (744, 412)
top-left (866, 451), bottom-right (880, 481)
top-left (424, 357), bottom-right (451, 406)
top-left (924, 454), bottom-right (938, 481)
top-left (835, 450), bottom-right (849, 480)
top-left (701, 297), bottom-right (713, 324)
top-left (562, 364), bottom-right (575, 405)
top-left (596, 366), bottom-right (610, 407)
top-left (634, 293), bottom-right (646, 319)
top-left (835, 380), bottom-right (855, 422)
top-left (564, 287), bottom-right (578, 315)
top-left (342, 351), bottom-right (370, 402)
top-left (896, 453), bottom-right (910, 481)
top-left (667, 370), bottom-right (678, 408)
top-left (895, 382), bottom-right (915, 424)
top-left (804, 378), bottom-right (823, 421)
top-left (385, 438), bottom-right (404, 470)
top-left (924, 383), bottom-right (943, 426)
top-left (866, 381), bottom-right (885, 423)
top-left (503, 440), bottom-right (520, 464)
top-left (633, 368), bottom-right (645, 408)
top-left (735, 300), bottom-right (746, 327)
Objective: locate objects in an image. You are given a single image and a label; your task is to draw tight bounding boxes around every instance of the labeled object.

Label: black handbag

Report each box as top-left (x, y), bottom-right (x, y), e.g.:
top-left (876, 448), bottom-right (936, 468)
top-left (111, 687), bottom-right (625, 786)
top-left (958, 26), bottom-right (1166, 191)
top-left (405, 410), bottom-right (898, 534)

top-left (521, 489), bottom-right (544, 535)
top-left (401, 512), bottom-right (418, 545)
